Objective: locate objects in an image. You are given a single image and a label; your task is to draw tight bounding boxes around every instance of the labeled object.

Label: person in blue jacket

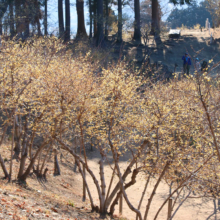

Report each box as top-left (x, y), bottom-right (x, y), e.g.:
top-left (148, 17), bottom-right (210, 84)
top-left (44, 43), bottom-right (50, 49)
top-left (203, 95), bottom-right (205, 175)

top-left (182, 52), bottom-right (191, 75)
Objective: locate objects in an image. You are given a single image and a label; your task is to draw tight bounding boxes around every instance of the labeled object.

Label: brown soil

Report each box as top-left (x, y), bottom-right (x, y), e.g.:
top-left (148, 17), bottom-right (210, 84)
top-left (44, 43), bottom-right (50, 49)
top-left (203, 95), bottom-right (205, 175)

top-left (0, 142), bottom-right (219, 220)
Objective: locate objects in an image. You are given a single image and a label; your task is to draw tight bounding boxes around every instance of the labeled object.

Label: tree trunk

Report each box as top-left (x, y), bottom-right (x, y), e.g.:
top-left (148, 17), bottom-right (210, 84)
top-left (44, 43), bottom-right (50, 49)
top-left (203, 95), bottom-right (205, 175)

top-left (134, 0), bottom-right (141, 41)
top-left (9, 116), bottom-right (15, 182)
top-left (15, 0), bottom-right (20, 34)
top-left (104, 0), bottom-right (108, 39)
top-left (44, 0), bottom-right (48, 35)
top-left (110, 168), bottom-right (140, 215)
top-left (99, 159), bottom-right (106, 213)
top-left (37, 19), bottom-right (41, 36)
top-left (24, 16), bottom-right (29, 39)
top-left (105, 140), bottom-right (150, 211)
top-left (96, 0), bottom-right (105, 47)
top-left (151, 0), bottom-right (160, 35)
top-left (0, 0), bottom-right (9, 34)
top-left (54, 150), bottom-right (61, 176)
top-left (0, 154), bottom-right (9, 178)
top-left (144, 162), bottom-right (169, 220)
top-left (93, 5), bottom-right (97, 38)
top-left (9, 1), bottom-right (15, 38)
top-left (117, 0), bottom-right (122, 42)
top-left (58, 0), bottom-right (64, 38)
top-left (89, 0), bottom-right (92, 38)
top-left (0, 19), bottom-right (2, 35)
top-left (65, 0), bottom-right (70, 42)
top-left (13, 115), bottom-right (22, 159)
top-left (18, 140), bottom-right (49, 182)
top-left (76, 0), bottom-right (87, 38)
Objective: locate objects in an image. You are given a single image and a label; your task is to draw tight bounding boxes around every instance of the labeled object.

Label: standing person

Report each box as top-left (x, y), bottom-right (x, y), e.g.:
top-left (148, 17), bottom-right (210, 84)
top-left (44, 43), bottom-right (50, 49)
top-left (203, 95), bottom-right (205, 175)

top-left (182, 52), bottom-right (191, 75)
top-left (195, 58), bottom-right (201, 73)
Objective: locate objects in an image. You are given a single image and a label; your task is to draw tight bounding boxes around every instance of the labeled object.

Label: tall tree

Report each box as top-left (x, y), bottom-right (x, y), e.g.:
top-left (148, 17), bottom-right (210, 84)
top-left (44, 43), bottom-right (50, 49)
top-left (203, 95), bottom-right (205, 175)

top-left (151, 0), bottom-right (160, 35)
top-left (24, 0), bottom-right (30, 38)
top-left (44, 0), bottom-right (47, 35)
top-left (76, 0), bottom-right (87, 37)
top-left (33, 0), bottom-right (42, 36)
top-left (9, 0), bottom-right (15, 37)
top-left (117, 0), bottom-right (122, 42)
top-left (65, 0), bottom-right (70, 42)
top-left (134, 0), bottom-right (141, 41)
top-left (58, 0), bottom-right (64, 38)
top-left (93, 0), bottom-right (97, 37)
top-left (0, 18), bottom-right (2, 35)
top-left (89, 0), bottom-right (92, 38)
top-left (104, 0), bottom-right (108, 38)
top-left (96, 0), bottom-right (105, 46)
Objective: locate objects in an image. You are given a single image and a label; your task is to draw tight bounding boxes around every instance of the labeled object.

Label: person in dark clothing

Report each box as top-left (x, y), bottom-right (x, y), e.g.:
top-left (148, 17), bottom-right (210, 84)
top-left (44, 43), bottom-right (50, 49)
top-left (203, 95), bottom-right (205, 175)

top-left (182, 52), bottom-right (192, 75)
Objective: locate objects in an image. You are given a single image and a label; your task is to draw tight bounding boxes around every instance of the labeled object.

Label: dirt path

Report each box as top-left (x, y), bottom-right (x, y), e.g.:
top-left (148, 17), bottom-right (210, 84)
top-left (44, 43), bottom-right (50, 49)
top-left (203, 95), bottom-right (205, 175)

top-left (0, 144), bottom-right (219, 220)
top-left (60, 149), bottom-right (218, 220)
top-left (113, 28), bottom-right (220, 77)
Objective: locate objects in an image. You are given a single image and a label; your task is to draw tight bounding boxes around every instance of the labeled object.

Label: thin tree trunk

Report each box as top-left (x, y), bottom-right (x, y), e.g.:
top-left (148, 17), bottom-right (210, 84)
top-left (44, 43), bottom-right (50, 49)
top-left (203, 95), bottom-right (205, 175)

top-left (17, 140), bottom-right (28, 178)
top-left (58, 0), bottom-right (64, 38)
top-left (56, 137), bottom-right (103, 209)
top-left (153, 154), bottom-right (214, 220)
top-left (108, 136), bottom-right (142, 219)
top-left (13, 115), bottom-right (22, 159)
top-left (78, 119), bottom-right (88, 166)
top-left (40, 144), bottom-right (52, 175)
top-left (198, 82), bottom-right (220, 162)
top-left (9, 116), bottom-right (16, 182)
top-left (134, 0), bottom-right (141, 41)
top-left (37, 19), bottom-right (41, 36)
top-left (96, 0), bottom-right (105, 47)
top-left (104, 0), bottom-right (108, 39)
top-left (77, 159), bottom-right (95, 210)
top-left (144, 162), bottom-right (169, 220)
top-left (115, 160), bottom-right (142, 219)
top-left (104, 165), bottom-right (116, 211)
top-left (99, 159), bottom-right (106, 213)
top-left (105, 140), bottom-right (150, 210)
top-left (76, 0), bottom-right (87, 37)
top-left (18, 140), bottom-right (49, 182)
top-left (65, 0), bottom-right (70, 42)
top-left (44, 0), bottom-right (48, 35)
top-left (136, 174), bottom-right (151, 220)
top-left (54, 149), bottom-right (61, 175)
top-left (0, 125), bottom-right (9, 178)
top-left (9, 1), bottom-right (15, 38)
top-left (93, 1), bottom-right (97, 38)
top-left (24, 16), bottom-right (29, 39)
top-left (117, 0), bottom-right (122, 42)
top-left (151, 0), bottom-right (160, 35)
top-left (89, 0), bottom-right (92, 38)
top-left (15, 0), bottom-right (20, 34)
top-left (170, 191), bottom-right (191, 220)
top-left (0, 154), bottom-right (9, 178)
top-left (0, 18), bottom-right (2, 35)
top-left (110, 168), bottom-right (141, 215)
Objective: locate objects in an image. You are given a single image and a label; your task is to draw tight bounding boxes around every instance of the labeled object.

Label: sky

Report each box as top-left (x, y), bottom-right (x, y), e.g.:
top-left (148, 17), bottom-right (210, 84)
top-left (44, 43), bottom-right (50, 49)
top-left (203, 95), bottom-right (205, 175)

top-left (46, 0), bottom-right (202, 37)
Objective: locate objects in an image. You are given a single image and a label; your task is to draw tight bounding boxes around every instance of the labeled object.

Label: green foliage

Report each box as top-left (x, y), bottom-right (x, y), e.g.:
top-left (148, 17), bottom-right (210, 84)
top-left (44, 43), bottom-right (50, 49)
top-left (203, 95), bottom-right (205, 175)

top-left (167, 1), bottom-right (212, 28)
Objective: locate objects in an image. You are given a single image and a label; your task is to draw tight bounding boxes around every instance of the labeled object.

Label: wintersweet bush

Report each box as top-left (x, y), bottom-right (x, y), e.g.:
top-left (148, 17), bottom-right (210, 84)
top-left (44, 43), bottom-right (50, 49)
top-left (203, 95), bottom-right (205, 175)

top-left (0, 37), bottom-right (220, 219)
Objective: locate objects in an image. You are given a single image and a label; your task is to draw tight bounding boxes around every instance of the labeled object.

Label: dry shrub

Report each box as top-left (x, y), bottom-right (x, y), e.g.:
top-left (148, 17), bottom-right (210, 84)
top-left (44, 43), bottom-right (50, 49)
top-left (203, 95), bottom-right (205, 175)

top-left (0, 37), bottom-right (220, 218)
